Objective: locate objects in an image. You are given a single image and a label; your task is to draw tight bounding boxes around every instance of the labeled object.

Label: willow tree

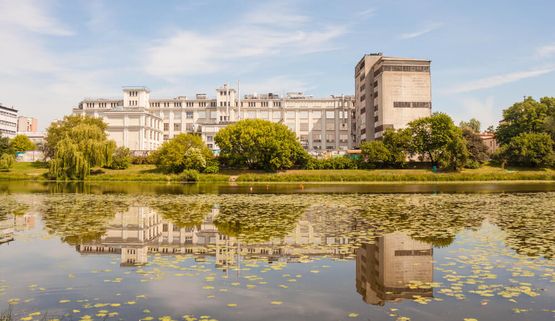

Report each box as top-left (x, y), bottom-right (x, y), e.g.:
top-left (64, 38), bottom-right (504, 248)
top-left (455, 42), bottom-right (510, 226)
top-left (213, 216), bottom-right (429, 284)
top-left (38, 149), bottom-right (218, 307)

top-left (48, 124), bottom-right (116, 180)
top-left (44, 115), bottom-right (108, 159)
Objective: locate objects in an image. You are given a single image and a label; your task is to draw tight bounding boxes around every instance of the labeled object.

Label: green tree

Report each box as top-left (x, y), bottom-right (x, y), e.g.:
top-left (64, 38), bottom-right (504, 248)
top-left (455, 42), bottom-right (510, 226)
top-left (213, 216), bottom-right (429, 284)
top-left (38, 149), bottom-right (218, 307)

top-left (499, 132), bottom-right (554, 168)
top-left (106, 146), bottom-right (132, 170)
top-left (215, 119), bottom-right (308, 171)
top-left (10, 134), bottom-right (35, 152)
top-left (0, 133), bottom-right (12, 155)
top-left (382, 128), bottom-right (411, 166)
top-left (0, 153), bottom-right (15, 171)
top-left (461, 127), bottom-right (489, 167)
top-left (496, 97), bottom-right (550, 145)
top-left (151, 133), bottom-right (213, 173)
top-left (459, 118), bottom-right (481, 133)
top-left (360, 141), bottom-right (390, 168)
top-left (45, 115), bottom-right (108, 159)
top-left (48, 124), bottom-right (116, 180)
top-left (407, 113), bottom-right (469, 171)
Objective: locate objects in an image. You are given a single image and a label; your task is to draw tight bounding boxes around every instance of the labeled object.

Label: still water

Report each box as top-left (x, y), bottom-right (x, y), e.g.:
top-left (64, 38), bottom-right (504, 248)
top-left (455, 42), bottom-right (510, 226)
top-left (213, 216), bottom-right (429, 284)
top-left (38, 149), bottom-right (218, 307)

top-left (1, 183), bottom-right (554, 321)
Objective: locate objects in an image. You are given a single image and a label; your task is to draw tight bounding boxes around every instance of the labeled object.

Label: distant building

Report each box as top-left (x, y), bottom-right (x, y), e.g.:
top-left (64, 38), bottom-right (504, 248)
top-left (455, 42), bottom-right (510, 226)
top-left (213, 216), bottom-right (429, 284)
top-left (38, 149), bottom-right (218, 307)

top-left (356, 232), bottom-right (433, 305)
top-left (0, 103), bottom-right (18, 138)
top-left (354, 53), bottom-right (432, 144)
top-left (73, 85), bottom-right (355, 153)
top-left (479, 132), bottom-right (498, 154)
top-left (17, 116), bottom-right (38, 133)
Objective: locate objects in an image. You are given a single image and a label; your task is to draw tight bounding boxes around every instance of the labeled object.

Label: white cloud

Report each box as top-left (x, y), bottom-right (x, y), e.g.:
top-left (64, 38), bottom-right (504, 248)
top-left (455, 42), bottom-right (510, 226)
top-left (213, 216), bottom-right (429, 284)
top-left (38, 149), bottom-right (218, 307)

top-left (456, 96), bottom-right (498, 129)
top-left (400, 22), bottom-right (443, 39)
top-left (0, 0), bottom-right (73, 36)
top-left (445, 67), bottom-right (555, 94)
top-left (536, 44), bottom-right (555, 58)
top-left (356, 8), bottom-right (376, 18)
top-left (144, 3), bottom-right (346, 78)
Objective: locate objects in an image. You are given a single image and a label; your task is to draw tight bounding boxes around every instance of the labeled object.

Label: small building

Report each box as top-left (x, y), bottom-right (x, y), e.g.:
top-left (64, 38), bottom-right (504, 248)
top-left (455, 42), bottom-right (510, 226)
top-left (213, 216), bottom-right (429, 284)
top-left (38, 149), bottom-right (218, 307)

top-left (479, 132), bottom-right (498, 154)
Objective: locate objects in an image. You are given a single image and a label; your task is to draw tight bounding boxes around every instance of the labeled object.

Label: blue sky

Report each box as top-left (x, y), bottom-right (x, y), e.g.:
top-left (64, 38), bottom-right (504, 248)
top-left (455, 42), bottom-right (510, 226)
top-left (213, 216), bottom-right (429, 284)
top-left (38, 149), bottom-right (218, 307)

top-left (1, 0), bottom-right (554, 131)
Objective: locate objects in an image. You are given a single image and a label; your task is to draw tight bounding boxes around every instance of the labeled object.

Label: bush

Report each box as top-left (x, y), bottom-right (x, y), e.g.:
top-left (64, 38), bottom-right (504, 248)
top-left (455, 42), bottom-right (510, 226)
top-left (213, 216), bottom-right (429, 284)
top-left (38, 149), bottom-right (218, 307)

top-left (204, 163), bottom-right (220, 174)
top-left (106, 147), bottom-right (131, 170)
top-left (151, 134), bottom-right (213, 173)
top-left (131, 155), bottom-right (153, 165)
top-left (0, 153), bottom-right (15, 171)
top-left (306, 156), bottom-right (358, 169)
top-left (178, 169), bottom-right (200, 182)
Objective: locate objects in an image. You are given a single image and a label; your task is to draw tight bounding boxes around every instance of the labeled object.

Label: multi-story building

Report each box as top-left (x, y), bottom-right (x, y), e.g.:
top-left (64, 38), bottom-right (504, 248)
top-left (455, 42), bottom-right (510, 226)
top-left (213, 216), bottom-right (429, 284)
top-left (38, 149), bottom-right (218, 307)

top-left (356, 232), bottom-right (433, 305)
top-left (74, 85), bottom-right (355, 153)
top-left (0, 103), bottom-right (18, 138)
top-left (17, 116), bottom-right (38, 133)
top-left (354, 53), bottom-right (432, 144)
top-left (73, 87), bottom-right (164, 153)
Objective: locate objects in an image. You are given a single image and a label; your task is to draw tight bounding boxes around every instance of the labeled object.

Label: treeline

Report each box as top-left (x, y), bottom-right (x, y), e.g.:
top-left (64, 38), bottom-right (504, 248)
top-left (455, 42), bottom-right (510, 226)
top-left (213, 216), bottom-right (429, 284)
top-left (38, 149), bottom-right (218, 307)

top-left (35, 96), bottom-right (555, 180)
top-left (0, 133), bottom-right (36, 170)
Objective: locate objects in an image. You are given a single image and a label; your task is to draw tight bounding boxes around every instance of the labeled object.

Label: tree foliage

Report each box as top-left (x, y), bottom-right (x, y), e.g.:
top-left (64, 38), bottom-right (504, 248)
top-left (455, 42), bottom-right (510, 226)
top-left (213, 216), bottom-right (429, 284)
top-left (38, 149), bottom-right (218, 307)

top-left (459, 118), bottom-right (481, 133)
top-left (461, 127), bottom-right (489, 167)
top-left (360, 141), bottom-right (390, 168)
top-left (0, 153), bottom-right (15, 171)
top-left (407, 113), bottom-right (468, 171)
top-left (45, 115), bottom-right (108, 159)
top-left (499, 133), bottom-right (554, 168)
top-left (496, 97), bottom-right (551, 146)
top-left (382, 128), bottom-right (411, 166)
top-left (0, 133), bottom-right (12, 156)
top-left (10, 134), bottom-right (35, 152)
top-left (215, 119), bottom-right (309, 171)
top-left (151, 133), bottom-right (213, 173)
top-left (48, 123), bottom-right (116, 180)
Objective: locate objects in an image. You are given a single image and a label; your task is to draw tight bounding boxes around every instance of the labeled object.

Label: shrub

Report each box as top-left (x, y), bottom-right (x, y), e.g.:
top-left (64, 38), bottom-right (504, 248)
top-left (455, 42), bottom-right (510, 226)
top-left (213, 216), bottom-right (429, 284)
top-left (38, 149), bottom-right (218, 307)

top-left (151, 134), bottom-right (213, 173)
top-left (131, 155), bottom-right (153, 165)
top-left (499, 132), bottom-right (555, 168)
top-left (178, 169), bottom-right (200, 182)
top-left (204, 163), bottom-right (220, 174)
top-left (106, 147), bottom-right (132, 170)
top-left (306, 156), bottom-right (358, 169)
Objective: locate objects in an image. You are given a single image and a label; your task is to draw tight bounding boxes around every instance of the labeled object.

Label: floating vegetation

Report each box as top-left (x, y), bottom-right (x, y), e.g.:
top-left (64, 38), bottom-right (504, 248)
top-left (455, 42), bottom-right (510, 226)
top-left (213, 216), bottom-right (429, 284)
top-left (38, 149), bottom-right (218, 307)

top-left (1, 192), bottom-right (554, 321)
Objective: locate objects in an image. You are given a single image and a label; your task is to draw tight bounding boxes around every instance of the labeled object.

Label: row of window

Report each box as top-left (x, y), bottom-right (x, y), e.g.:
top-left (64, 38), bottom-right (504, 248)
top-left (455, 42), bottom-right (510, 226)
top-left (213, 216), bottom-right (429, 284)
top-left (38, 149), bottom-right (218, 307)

top-left (0, 110), bottom-right (17, 117)
top-left (0, 120), bottom-right (16, 127)
top-left (393, 101), bottom-right (432, 108)
top-left (0, 128), bottom-right (16, 135)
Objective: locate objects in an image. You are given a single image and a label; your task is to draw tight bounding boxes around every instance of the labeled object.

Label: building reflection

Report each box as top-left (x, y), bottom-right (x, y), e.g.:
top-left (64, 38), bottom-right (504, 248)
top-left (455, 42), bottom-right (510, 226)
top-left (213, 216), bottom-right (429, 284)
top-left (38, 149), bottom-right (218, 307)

top-left (75, 206), bottom-right (353, 268)
top-left (0, 213), bottom-right (36, 245)
top-left (355, 232), bottom-right (433, 305)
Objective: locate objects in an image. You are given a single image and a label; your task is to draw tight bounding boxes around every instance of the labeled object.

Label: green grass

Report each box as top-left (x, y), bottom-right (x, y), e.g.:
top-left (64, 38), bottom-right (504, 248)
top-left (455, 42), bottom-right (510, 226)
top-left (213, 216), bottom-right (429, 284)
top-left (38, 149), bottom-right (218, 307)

top-left (0, 162), bottom-right (554, 183)
top-left (236, 167), bottom-right (555, 182)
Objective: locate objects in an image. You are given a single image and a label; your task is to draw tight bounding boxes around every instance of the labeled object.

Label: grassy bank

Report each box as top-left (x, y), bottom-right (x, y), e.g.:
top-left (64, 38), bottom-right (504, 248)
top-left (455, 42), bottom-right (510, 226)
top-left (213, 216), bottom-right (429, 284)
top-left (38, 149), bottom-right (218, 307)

top-left (1, 162), bottom-right (554, 183)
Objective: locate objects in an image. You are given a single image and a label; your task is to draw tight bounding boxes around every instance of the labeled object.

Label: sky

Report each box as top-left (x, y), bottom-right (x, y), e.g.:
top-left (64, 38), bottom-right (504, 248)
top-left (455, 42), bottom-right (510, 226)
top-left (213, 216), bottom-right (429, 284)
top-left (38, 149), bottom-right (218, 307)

top-left (1, 0), bottom-right (554, 131)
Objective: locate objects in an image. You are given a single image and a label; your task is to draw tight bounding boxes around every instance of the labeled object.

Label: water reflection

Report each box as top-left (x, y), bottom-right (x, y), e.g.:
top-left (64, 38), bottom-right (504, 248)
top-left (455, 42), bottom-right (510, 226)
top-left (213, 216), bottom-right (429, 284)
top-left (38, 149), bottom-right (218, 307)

top-left (356, 232), bottom-right (433, 305)
top-left (0, 212), bottom-right (35, 245)
top-left (75, 206), bottom-right (353, 269)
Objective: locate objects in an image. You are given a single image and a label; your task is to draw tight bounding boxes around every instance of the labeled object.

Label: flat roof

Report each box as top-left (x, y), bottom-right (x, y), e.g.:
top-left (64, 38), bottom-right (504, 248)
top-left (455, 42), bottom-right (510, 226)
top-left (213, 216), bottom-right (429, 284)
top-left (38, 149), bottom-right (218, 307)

top-left (0, 104), bottom-right (18, 113)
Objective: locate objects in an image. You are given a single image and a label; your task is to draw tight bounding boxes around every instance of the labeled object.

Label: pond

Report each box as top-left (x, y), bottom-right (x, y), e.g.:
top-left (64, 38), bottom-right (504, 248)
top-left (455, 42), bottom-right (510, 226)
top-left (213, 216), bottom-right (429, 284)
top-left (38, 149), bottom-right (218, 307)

top-left (1, 183), bottom-right (554, 321)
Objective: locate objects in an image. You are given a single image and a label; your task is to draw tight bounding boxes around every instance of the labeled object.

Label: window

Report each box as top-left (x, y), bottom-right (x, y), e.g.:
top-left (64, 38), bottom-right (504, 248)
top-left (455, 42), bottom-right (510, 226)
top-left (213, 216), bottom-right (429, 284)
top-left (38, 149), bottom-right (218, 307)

top-left (299, 111), bottom-right (309, 118)
top-left (174, 123), bottom-right (181, 131)
top-left (206, 135), bottom-right (213, 142)
top-left (163, 123), bottom-right (169, 131)
top-left (272, 111), bottom-right (281, 119)
top-left (326, 111), bottom-right (335, 119)
top-left (273, 101), bottom-right (281, 107)
top-left (186, 102), bottom-right (194, 107)
top-left (261, 102), bottom-right (268, 107)
top-left (199, 102), bottom-right (207, 107)
top-left (175, 102), bottom-right (182, 107)
top-left (186, 111), bottom-right (193, 119)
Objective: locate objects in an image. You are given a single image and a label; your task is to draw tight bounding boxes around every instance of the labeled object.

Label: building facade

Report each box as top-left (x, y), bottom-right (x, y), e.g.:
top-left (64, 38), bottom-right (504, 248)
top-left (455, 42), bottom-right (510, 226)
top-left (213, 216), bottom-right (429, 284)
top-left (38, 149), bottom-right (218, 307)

top-left (0, 104), bottom-right (18, 138)
top-left (74, 85), bottom-right (355, 153)
top-left (74, 87), bottom-right (164, 153)
top-left (17, 116), bottom-right (38, 133)
top-left (355, 53), bottom-right (432, 144)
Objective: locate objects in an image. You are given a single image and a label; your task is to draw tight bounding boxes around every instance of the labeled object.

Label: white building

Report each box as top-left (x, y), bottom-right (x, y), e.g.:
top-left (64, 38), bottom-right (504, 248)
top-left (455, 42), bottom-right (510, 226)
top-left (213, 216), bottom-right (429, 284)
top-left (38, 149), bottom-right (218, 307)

top-left (74, 85), bottom-right (355, 153)
top-left (0, 104), bottom-right (18, 138)
top-left (73, 87), bottom-right (164, 153)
